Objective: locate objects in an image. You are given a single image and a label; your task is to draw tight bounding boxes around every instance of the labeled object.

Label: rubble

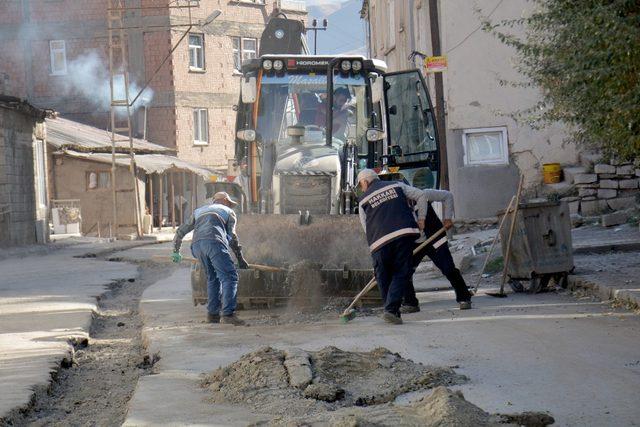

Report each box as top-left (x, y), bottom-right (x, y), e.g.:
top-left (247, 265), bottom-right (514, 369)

top-left (202, 347), bottom-right (553, 426)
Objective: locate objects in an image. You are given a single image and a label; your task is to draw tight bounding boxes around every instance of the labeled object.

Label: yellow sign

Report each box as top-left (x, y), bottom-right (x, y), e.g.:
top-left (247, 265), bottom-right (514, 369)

top-left (424, 55), bottom-right (447, 73)
top-left (210, 175), bottom-right (218, 183)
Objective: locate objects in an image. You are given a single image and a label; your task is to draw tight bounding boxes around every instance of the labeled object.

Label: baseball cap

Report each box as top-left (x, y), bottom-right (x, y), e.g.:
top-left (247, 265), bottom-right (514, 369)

top-left (213, 191), bottom-right (238, 206)
top-left (356, 168), bottom-right (379, 185)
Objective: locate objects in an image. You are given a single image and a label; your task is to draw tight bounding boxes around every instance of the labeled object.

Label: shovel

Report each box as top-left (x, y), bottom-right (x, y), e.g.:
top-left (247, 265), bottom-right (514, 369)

top-left (340, 226), bottom-right (447, 323)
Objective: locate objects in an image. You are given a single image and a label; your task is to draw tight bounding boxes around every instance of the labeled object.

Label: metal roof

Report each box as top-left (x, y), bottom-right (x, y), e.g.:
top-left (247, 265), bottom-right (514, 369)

top-left (0, 95), bottom-right (55, 120)
top-left (60, 150), bottom-right (216, 179)
top-left (46, 117), bottom-right (172, 154)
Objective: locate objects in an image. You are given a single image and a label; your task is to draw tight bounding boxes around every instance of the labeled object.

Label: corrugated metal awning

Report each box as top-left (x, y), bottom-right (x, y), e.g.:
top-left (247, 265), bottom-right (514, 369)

top-left (59, 150), bottom-right (217, 180)
top-left (46, 117), bottom-right (172, 154)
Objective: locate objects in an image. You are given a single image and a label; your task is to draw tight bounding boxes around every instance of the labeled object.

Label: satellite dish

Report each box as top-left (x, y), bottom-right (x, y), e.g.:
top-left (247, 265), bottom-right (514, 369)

top-left (201, 10), bottom-right (221, 28)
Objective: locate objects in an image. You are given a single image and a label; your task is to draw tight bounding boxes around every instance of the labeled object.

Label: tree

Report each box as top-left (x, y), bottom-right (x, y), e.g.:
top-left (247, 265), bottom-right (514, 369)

top-left (483, 0), bottom-right (640, 161)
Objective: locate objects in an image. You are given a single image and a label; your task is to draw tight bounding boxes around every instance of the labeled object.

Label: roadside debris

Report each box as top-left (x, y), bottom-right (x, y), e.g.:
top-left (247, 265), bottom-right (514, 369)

top-left (202, 346), bottom-right (553, 426)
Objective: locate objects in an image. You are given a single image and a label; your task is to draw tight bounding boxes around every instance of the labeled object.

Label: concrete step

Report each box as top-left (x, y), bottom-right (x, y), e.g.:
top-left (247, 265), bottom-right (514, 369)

top-left (542, 181), bottom-right (576, 197)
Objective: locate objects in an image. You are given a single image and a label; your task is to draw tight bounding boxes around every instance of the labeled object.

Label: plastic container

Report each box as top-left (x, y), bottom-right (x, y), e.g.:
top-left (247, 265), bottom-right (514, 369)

top-left (542, 163), bottom-right (562, 184)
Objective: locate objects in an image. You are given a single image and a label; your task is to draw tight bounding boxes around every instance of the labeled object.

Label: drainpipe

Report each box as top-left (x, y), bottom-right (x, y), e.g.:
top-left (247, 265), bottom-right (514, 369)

top-left (428, 0), bottom-right (449, 190)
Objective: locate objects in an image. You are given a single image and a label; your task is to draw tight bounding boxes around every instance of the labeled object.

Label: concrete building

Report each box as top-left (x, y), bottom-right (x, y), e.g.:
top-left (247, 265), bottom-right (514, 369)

top-left (361, 0), bottom-right (578, 218)
top-left (0, 0), bottom-right (306, 171)
top-left (0, 96), bottom-right (51, 247)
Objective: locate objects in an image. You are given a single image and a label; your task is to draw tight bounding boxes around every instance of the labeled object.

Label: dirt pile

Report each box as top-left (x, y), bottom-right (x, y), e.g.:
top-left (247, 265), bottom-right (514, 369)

top-left (203, 346), bottom-right (465, 420)
top-left (203, 347), bottom-right (554, 426)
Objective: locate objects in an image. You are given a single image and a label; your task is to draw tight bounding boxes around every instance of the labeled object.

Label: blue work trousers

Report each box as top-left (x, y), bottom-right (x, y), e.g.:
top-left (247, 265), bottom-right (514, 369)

top-left (371, 235), bottom-right (415, 316)
top-left (191, 239), bottom-right (239, 316)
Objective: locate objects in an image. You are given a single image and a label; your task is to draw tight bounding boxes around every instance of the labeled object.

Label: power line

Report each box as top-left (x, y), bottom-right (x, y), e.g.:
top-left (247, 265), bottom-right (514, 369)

top-left (446, 0), bottom-right (504, 54)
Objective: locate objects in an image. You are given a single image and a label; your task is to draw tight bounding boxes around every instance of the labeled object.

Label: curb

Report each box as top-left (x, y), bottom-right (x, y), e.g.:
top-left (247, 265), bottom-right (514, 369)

top-left (567, 275), bottom-right (639, 310)
top-left (573, 241), bottom-right (640, 254)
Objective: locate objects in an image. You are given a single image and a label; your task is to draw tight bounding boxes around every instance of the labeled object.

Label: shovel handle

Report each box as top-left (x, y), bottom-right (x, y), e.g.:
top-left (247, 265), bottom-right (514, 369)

top-left (340, 226), bottom-right (448, 317)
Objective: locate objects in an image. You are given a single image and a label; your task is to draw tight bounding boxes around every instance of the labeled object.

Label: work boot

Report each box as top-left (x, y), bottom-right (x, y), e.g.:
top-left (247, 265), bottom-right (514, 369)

top-left (220, 314), bottom-right (246, 326)
top-left (459, 301), bottom-right (472, 310)
top-left (400, 304), bottom-right (420, 314)
top-left (207, 313), bottom-right (220, 323)
top-left (382, 311), bottom-right (403, 325)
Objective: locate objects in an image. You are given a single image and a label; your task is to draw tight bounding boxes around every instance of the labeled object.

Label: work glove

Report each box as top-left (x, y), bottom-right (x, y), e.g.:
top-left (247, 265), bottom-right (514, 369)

top-left (234, 245), bottom-right (250, 269)
top-left (170, 251), bottom-right (183, 263)
top-left (237, 257), bottom-right (249, 270)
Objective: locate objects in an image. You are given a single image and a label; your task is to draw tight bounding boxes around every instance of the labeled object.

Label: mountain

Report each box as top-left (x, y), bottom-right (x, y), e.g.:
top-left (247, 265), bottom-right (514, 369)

top-left (305, 0), bottom-right (367, 56)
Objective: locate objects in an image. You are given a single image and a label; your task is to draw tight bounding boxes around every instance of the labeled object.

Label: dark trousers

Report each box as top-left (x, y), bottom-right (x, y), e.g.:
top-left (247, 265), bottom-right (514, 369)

top-left (404, 240), bottom-right (472, 305)
top-left (371, 235), bottom-right (415, 316)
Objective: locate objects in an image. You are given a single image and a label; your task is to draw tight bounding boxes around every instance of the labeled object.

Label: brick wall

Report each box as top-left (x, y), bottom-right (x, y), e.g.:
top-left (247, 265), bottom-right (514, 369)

top-left (0, 0), bottom-right (306, 172)
top-left (0, 107), bottom-right (37, 247)
top-left (168, 0), bottom-right (289, 169)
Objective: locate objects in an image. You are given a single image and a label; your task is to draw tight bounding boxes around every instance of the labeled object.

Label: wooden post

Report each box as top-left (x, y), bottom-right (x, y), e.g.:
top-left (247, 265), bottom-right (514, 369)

top-left (170, 171), bottom-right (176, 230)
top-left (158, 173), bottom-right (164, 230)
top-left (178, 172), bottom-right (184, 225)
top-left (149, 173), bottom-right (154, 231)
top-left (191, 173), bottom-right (196, 214)
top-left (182, 171), bottom-right (187, 222)
top-left (194, 174), bottom-right (198, 208)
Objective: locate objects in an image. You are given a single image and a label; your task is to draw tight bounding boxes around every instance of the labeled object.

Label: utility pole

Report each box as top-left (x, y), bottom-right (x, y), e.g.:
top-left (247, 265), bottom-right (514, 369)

top-left (428, 0), bottom-right (449, 190)
top-left (305, 19), bottom-right (328, 55)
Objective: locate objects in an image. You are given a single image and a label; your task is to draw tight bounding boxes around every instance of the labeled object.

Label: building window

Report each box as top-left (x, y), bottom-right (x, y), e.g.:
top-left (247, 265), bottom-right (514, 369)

top-left (462, 127), bottom-right (509, 166)
top-left (193, 108), bottom-right (209, 145)
top-left (50, 40), bottom-right (67, 75)
top-left (87, 171), bottom-right (111, 190)
top-left (232, 37), bottom-right (258, 71)
top-left (189, 33), bottom-right (205, 70)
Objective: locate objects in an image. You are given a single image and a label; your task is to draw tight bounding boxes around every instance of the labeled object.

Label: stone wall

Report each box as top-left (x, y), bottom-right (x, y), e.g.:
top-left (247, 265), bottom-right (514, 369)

top-left (0, 107), bottom-right (37, 247)
top-left (560, 154), bottom-right (640, 226)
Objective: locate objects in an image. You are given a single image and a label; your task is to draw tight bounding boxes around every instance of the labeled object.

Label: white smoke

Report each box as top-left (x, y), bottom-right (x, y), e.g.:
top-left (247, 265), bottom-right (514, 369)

top-left (64, 50), bottom-right (154, 112)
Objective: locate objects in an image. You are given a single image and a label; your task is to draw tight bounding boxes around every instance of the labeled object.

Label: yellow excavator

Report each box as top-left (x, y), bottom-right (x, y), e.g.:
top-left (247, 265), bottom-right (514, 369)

top-left (194, 16), bottom-right (442, 308)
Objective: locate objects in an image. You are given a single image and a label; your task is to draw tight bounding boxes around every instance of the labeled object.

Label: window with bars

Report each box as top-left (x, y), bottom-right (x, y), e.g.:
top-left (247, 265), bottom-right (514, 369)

top-left (232, 37), bottom-right (258, 71)
top-left (193, 109), bottom-right (209, 145)
top-left (189, 33), bottom-right (205, 70)
top-left (50, 40), bottom-right (67, 75)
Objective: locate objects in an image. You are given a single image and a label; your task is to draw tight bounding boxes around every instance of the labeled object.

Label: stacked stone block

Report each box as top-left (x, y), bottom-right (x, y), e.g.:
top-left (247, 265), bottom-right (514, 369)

top-left (568, 157), bottom-right (640, 224)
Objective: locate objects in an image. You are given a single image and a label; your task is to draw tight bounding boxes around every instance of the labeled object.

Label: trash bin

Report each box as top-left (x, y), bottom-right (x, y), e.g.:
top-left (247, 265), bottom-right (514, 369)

top-left (498, 200), bottom-right (574, 293)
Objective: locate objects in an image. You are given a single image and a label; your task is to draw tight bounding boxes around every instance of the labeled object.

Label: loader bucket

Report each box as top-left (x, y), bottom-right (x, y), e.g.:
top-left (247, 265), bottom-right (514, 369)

top-left (236, 214), bottom-right (371, 269)
top-left (190, 214), bottom-right (381, 309)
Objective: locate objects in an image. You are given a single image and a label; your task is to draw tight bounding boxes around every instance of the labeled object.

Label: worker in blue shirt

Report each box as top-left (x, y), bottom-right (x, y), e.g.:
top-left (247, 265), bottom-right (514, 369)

top-left (172, 192), bottom-right (249, 325)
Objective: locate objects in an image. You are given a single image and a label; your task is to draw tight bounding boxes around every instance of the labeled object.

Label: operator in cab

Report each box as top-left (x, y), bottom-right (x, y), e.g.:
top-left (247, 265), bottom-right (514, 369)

top-left (171, 192), bottom-right (249, 326)
top-left (356, 169), bottom-right (428, 325)
top-left (315, 86), bottom-right (352, 139)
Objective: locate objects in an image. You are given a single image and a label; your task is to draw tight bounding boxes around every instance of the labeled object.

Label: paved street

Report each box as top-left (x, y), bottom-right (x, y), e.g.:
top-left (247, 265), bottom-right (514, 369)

top-left (123, 264), bottom-right (640, 427)
top-left (1, 225), bottom-right (639, 426)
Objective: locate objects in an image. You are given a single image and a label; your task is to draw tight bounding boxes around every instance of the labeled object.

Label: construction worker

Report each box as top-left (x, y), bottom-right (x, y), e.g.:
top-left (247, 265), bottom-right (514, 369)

top-left (402, 191), bottom-right (473, 312)
top-left (171, 192), bottom-right (249, 325)
top-left (357, 169), bottom-right (427, 325)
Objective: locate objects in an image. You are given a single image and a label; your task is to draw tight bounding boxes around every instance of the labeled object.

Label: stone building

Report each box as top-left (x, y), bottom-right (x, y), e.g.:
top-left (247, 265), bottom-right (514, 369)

top-left (361, 0), bottom-right (579, 218)
top-left (0, 96), bottom-right (51, 247)
top-left (0, 0), bottom-right (306, 172)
